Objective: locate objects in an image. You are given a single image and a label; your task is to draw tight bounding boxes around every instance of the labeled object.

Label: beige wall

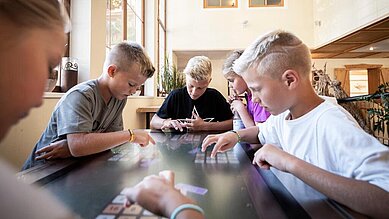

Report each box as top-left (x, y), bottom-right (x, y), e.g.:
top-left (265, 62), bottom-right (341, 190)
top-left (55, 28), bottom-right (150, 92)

top-left (209, 59), bottom-right (229, 97)
top-left (167, 0), bottom-right (314, 50)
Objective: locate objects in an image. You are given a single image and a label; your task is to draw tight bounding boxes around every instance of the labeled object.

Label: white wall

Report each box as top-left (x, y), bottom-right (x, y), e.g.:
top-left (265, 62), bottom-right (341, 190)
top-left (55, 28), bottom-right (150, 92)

top-left (313, 0), bottom-right (389, 47)
top-left (167, 0), bottom-right (314, 50)
top-left (70, 0), bottom-right (92, 83)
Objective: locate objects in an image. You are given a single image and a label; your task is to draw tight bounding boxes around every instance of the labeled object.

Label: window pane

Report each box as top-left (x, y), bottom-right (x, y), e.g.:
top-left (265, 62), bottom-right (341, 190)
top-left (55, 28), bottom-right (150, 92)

top-left (159, 25), bottom-right (165, 71)
top-left (207, 0), bottom-right (220, 6)
top-left (128, 0), bottom-right (136, 9)
top-left (267, 0), bottom-right (282, 6)
top-left (127, 5), bottom-right (136, 41)
top-left (106, 0), bottom-right (123, 48)
top-left (251, 0), bottom-right (265, 6)
top-left (159, 0), bottom-right (165, 25)
top-left (221, 0), bottom-right (235, 7)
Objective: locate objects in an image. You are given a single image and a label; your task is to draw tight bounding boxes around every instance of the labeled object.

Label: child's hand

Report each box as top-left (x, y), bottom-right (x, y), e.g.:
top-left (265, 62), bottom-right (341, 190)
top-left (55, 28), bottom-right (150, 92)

top-left (122, 171), bottom-right (197, 218)
top-left (228, 95), bottom-right (241, 104)
top-left (201, 132), bottom-right (238, 158)
top-left (185, 112), bottom-right (206, 131)
top-left (252, 144), bottom-right (296, 172)
top-left (230, 99), bottom-right (245, 113)
top-left (132, 130), bottom-right (156, 147)
top-left (161, 119), bottom-right (187, 132)
top-left (35, 139), bottom-right (72, 160)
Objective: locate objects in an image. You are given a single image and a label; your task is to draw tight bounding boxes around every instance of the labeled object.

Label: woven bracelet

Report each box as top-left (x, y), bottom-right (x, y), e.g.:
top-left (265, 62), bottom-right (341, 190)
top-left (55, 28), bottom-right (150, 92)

top-left (230, 130), bottom-right (241, 142)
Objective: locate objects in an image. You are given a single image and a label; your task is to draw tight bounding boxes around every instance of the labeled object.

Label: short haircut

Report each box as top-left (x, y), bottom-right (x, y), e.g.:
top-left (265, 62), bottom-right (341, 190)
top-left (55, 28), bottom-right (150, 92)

top-left (233, 30), bottom-right (311, 79)
top-left (183, 56), bottom-right (212, 81)
top-left (105, 42), bottom-right (155, 78)
top-left (222, 49), bottom-right (244, 77)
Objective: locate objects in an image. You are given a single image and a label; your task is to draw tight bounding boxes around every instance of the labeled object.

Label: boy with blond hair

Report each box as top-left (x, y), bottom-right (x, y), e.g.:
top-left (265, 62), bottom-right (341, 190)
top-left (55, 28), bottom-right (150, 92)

top-left (151, 56), bottom-right (233, 132)
top-left (23, 41), bottom-right (156, 170)
top-left (202, 30), bottom-right (389, 218)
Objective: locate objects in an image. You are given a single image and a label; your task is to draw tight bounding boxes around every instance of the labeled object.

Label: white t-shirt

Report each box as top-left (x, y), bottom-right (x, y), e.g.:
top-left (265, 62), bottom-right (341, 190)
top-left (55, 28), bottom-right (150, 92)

top-left (257, 97), bottom-right (389, 192)
top-left (0, 159), bottom-right (77, 218)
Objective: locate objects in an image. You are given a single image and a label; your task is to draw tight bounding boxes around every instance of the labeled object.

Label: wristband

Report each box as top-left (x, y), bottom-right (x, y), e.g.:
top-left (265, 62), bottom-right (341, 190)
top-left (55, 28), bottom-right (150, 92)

top-left (230, 130), bottom-right (241, 142)
top-left (128, 129), bottom-right (135, 142)
top-left (170, 203), bottom-right (204, 219)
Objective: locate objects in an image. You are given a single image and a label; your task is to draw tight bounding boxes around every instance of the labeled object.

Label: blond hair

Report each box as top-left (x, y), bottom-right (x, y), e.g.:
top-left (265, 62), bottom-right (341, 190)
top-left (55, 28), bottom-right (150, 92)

top-left (0, 0), bottom-right (70, 33)
top-left (222, 49), bottom-right (244, 77)
top-left (105, 41), bottom-right (155, 78)
top-left (233, 30), bottom-right (311, 79)
top-left (183, 56), bottom-right (212, 81)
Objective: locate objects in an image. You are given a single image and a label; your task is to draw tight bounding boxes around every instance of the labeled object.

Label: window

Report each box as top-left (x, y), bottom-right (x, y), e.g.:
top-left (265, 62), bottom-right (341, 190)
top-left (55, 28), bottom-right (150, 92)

top-left (106, 0), bottom-right (145, 50)
top-left (204, 0), bottom-right (238, 8)
top-left (249, 0), bottom-right (284, 7)
top-left (349, 70), bottom-right (368, 97)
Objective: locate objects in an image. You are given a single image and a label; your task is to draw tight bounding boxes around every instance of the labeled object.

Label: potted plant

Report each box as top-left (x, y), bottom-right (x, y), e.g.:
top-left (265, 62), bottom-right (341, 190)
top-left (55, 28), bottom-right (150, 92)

top-left (158, 56), bottom-right (185, 97)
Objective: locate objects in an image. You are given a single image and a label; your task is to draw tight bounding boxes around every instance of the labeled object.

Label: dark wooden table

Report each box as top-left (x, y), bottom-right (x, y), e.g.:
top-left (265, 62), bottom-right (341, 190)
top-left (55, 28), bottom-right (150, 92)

top-left (17, 131), bottom-right (367, 219)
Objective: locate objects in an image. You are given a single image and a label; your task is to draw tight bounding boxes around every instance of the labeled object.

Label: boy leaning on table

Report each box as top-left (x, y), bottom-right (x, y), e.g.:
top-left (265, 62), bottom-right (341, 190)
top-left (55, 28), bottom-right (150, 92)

top-left (150, 56), bottom-right (233, 132)
top-left (22, 41), bottom-right (156, 170)
top-left (201, 30), bottom-right (389, 218)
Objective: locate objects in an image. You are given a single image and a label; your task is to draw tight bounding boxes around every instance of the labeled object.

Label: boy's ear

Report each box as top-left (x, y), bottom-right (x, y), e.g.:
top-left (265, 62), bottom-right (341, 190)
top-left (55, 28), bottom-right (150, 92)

top-left (107, 65), bottom-right (117, 78)
top-left (282, 70), bottom-right (298, 88)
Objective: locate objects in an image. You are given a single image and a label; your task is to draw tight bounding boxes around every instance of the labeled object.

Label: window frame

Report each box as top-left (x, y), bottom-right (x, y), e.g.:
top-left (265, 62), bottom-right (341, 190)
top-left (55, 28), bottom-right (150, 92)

top-left (203, 0), bottom-right (238, 8)
top-left (249, 0), bottom-right (284, 8)
top-left (157, 0), bottom-right (167, 96)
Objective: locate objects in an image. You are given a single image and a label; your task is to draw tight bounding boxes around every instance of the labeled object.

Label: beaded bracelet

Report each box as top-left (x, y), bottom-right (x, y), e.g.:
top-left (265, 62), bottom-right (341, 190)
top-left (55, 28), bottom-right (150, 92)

top-left (170, 203), bottom-right (204, 219)
top-left (230, 130), bottom-right (241, 142)
top-left (128, 129), bottom-right (135, 142)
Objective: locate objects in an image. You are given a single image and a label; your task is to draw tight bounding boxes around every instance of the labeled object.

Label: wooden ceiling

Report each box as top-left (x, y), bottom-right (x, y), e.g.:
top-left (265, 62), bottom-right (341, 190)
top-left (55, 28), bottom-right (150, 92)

top-left (311, 16), bottom-right (389, 59)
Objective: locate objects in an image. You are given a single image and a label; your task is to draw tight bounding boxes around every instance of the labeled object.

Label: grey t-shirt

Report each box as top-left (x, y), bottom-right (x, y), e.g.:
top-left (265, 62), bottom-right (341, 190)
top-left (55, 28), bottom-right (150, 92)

top-left (22, 79), bottom-right (126, 170)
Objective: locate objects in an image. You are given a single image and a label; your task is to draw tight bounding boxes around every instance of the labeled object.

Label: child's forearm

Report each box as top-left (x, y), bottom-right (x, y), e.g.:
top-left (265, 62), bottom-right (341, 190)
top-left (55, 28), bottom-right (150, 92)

top-left (67, 131), bottom-right (131, 157)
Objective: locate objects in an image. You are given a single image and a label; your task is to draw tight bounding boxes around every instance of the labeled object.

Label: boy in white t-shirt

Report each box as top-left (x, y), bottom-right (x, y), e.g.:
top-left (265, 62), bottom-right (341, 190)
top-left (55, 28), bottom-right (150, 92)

top-left (201, 30), bottom-right (389, 218)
